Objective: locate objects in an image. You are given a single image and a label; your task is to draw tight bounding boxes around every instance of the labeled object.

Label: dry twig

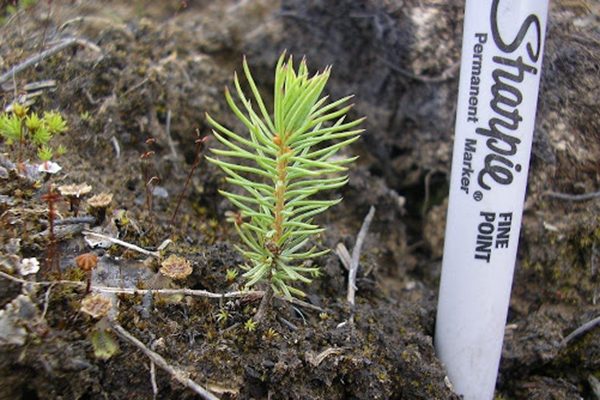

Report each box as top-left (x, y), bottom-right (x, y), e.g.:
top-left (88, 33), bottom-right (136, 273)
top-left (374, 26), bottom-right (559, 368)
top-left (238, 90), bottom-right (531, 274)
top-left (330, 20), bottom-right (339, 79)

top-left (545, 190), bottom-right (600, 202)
top-left (588, 374), bottom-right (600, 399)
top-left (53, 216), bottom-right (96, 226)
top-left (111, 321), bottom-right (219, 400)
top-left (0, 271), bottom-right (326, 315)
top-left (0, 38), bottom-right (100, 85)
top-left (165, 110), bottom-right (179, 161)
top-left (39, 284), bottom-right (55, 322)
top-left (82, 230), bottom-right (161, 259)
top-left (22, 79), bottom-right (56, 91)
top-left (0, 270), bottom-right (259, 299)
top-left (150, 361), bottom-right (158, 400)
top-left (562, 315), bottom-right (600, 347)
top-left (335, 243), bottom-right (352, 271)
top-left (110, 136), bottom-right (121, 159)
top-left (286, 296), bottom-right (326, 313)
top-left (306, 347), bottom-right (345, 367)
top-left (278, 316), bottom-right (298, 332)
top-left (220, 322), bottom-right (241, 335)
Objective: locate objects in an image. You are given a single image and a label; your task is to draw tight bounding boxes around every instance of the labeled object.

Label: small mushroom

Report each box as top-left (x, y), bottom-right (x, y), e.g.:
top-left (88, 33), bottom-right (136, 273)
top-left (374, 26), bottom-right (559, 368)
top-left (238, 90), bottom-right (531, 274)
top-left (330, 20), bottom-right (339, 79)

top-left (38, 161), bottom-right (62, 174)
top-left (160, 255), bottom-right (192, 280)
top-left (87, 192), bottom-right (113, 223)
top-left (58, 183), bottom-right (92, 216)
top-left (80, 293), bottom-right (111, 319)
top-left (75, 253), bottom-right (98, 293)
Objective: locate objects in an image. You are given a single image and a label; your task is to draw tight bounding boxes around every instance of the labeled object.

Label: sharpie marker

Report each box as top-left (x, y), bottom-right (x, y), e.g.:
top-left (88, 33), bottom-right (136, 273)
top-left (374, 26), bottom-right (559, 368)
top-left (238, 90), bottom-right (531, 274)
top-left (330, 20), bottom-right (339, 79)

top-left (435, 1), bottom-right (550, 399)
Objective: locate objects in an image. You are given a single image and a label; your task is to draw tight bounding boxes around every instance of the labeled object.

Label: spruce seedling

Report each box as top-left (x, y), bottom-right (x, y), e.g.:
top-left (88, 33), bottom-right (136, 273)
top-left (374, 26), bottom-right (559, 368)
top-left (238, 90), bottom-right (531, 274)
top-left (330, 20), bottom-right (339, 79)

top-left (207, 53), bottom-right (363, 320)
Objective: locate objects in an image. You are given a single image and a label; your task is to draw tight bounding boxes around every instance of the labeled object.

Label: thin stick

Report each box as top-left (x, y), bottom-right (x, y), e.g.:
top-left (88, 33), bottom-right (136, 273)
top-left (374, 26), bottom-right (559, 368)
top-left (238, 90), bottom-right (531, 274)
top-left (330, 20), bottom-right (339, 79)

top-left (110, 136), bottom-right (121, 159)
top-left (545, 190), bottom-right (600, 202)
top-left (278, 316), bottom-right (298, 332)
top-left (39, 284), bottom-right (55, 322)
top-left (286, 296), bottom-right (326, 313)
top-left (292, 305), bottom-right (307, 325)
top-left (165, 110), bottom-right (178, 161)
top-left (122, 77), bottom-right (149, 97)
top-left (111, 322), bottom-right (219, 400)
top-left (0, 38), bottom-right (100, 85)
top-left (150, 362), bottom-right (158, 400)
top-left (0, 271), bottom-right (327, 312)
top-left (0, 270), bottom-right (259, 299)
top-left (253, 284), bottom-right (274, 323)
top-left (82, 230), bottom-right (161, 259)
top-left (562, 315), bottom-right (600, 347)
top-left (421, 169), bottom-right (434, 221)
top-left (23, 80), bottom-right (57, 91)
top-left (28, 282), bottom-right (320, 321)
top-left (347, 206), bottom-right (376, 306)
top-left (53, 216), bottom-right (96, 226)
top-left (220, 322), bottom-right (240, 335)
top-left (589, 374), bottom-right (600, 399)
top-left (93, 286), bottom-right (259, 298)
top-left (335, 243), bottom-right (352, 271)
top-left (33, 224), bottom-right (87, 241)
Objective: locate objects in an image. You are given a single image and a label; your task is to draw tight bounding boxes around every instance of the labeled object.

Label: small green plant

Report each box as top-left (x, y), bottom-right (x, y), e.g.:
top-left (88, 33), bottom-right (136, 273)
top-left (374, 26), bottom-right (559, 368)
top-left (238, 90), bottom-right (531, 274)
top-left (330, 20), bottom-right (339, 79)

top-left (263, 327), bottom-right (280, 341)
top-left (215, 308), bottom-right (230, 323)
top-left (0, 104), bottom-right (67, 164)
top-left (244, 318), bottom-right (257, 332)
top-left (207, 53), bottom-right (363, 318)
top-left (225, 268), bottom-right (238, 283)
top-left (37, 144), bottom-right (53, 162)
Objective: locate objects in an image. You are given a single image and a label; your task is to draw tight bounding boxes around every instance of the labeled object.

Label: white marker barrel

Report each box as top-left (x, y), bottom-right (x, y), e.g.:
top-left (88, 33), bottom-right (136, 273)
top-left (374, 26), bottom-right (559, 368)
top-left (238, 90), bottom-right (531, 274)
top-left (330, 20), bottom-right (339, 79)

top-left (434, 1), bottom-right (549, 399)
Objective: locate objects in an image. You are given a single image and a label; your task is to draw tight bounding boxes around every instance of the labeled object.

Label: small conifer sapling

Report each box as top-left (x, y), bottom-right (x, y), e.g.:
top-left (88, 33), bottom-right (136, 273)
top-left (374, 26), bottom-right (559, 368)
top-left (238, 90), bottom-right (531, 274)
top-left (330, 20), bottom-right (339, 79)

top-left (207, 53), bottom-right (363, 321)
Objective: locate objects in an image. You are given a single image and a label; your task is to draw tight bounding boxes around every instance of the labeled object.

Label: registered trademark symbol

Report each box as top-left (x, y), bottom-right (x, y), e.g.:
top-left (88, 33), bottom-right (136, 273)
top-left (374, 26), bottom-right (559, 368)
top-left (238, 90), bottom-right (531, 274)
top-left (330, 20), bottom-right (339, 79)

top-left (473, 191), bottom-right (483, 201)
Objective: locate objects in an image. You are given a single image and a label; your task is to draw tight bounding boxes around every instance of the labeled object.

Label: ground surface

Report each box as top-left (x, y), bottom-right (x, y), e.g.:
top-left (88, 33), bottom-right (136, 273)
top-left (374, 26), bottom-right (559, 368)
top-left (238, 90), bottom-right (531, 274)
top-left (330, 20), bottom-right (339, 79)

top-left (0, 1), bottom-right (598, 399)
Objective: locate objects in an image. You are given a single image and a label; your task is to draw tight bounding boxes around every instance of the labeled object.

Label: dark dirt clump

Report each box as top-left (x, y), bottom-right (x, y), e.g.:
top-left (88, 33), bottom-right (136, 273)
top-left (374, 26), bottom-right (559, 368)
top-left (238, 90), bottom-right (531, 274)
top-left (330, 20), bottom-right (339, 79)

top-left (0, 1), bottom-right (598, 399)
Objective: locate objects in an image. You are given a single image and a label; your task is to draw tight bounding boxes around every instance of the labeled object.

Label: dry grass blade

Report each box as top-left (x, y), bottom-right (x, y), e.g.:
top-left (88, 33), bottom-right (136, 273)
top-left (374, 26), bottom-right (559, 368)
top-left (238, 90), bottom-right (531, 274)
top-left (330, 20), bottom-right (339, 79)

top-left (347, 206), bottom-right (376, 306)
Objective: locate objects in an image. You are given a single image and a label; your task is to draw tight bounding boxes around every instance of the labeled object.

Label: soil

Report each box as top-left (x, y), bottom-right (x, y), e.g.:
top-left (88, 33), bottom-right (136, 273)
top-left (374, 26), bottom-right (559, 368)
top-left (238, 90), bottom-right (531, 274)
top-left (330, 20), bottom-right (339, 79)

top-left (0, 1), bottom-right (598, 399)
